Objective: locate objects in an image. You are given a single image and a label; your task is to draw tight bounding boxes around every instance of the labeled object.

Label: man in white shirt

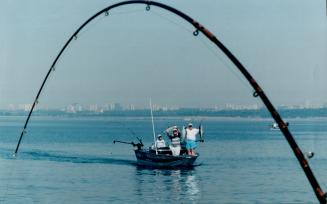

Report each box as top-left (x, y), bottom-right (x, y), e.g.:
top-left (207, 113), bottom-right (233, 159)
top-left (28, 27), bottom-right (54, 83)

top-left (185, 123), bottom-right (199, 156)
top-left (155, 135), bottom-right (166, 148)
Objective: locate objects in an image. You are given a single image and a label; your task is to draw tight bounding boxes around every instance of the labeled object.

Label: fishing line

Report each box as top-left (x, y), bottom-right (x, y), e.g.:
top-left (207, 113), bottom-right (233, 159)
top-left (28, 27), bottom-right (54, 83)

top-left (105, 8), bottom-right (144, 16)
top-left (196, 35), bottom-right (253, 96)
top-left (73, 13), bottom-right (106, 40)
top-left (186, 30), bottom-right (267, 113)
top-left (150, 7), bottom-right (252, 93)
top-left (110, 121), bottom-right (138, 138)
top-left (150, 7), bottom-right (255, 103)
top-left (77, 8), bottom-right (144, 39)
top-left (149, 9), bottom-right (193, 33)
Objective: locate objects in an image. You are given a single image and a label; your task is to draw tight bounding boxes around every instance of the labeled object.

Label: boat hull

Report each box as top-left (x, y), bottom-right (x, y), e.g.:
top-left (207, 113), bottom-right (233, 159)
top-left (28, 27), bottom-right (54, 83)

top-left (134, 149), bottom-right (198, 168)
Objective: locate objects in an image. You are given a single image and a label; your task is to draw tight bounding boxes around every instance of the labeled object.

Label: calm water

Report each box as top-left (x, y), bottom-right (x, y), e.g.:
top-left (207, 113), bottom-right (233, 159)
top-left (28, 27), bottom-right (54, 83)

top-left (1, 116), bottom-right (327, 203)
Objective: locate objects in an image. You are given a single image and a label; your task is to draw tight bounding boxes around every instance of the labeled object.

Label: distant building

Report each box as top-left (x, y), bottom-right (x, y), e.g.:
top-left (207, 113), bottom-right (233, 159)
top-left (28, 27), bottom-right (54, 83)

top-left (17, 104), bottom-right (32, 111)
top-left (89, 104), bottom-right (98, 112)
top-left (112, 103), bottom-right (123, 111)
top-left (103, 104), bottom-right (111, 111)
top-left (223, 103), bottom-right (261, 110)
top-left (127, 104), bottom-right (135, 111)
top-left (65, 103), bottom-right (83, 113)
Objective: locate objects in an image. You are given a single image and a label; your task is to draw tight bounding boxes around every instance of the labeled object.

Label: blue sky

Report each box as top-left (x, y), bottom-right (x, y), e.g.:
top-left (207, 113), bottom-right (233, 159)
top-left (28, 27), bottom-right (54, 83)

top-left (0, 0), bottom-right (326, 108)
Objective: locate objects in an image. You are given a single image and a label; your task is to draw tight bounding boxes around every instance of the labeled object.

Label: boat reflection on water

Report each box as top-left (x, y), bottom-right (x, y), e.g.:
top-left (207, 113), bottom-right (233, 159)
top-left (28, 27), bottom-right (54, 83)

top-left (185, 172), bottom-right (200, 199)
top-left (134, 167), bottom-right (201, 202)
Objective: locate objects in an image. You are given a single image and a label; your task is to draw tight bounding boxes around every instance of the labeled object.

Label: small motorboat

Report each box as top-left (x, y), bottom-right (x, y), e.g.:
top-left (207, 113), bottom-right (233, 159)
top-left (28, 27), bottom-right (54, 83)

top-left (113, 139), bottom-right (199, 168)
top-left (135, 147), bottom-right (198, 168)
top-left (113, 100), bottom-right (202, 168)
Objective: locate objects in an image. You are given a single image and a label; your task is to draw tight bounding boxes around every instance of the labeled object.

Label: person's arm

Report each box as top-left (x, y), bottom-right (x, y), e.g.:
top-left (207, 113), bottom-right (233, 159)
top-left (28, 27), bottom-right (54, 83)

top-left (165, 126), bottom-right (177, 133)
top-left (166, 133), bottom-right (173, 139)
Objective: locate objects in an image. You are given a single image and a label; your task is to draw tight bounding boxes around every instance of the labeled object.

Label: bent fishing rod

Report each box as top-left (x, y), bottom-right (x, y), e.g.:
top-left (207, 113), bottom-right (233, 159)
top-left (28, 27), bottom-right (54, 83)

top-left (13, 1), bottom-right (326, 203)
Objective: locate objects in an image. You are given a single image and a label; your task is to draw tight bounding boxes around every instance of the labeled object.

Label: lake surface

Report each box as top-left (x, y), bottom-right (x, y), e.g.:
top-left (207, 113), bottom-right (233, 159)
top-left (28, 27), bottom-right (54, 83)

top-left (1, 116), bottom-right (327, 203)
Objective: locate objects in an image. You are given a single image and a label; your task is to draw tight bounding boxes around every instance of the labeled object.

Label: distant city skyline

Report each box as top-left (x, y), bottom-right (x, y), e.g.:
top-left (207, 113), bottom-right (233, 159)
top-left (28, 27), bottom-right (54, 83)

top-left (1, 0), bottom-right (326, 109)
top-left (4, 100), bottom-right (327, 113)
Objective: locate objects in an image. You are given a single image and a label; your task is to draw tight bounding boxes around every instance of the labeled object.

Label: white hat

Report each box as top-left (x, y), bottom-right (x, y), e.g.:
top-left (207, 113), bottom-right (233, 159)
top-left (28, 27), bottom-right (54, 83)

top-left (188, 123), bottom-right (193, 127)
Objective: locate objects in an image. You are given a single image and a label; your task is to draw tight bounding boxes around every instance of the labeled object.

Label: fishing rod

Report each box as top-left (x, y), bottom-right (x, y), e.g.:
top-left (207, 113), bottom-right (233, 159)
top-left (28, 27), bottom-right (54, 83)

top-left (13, 1), bottom-right (326, 202)
top-left (113, 140), bottom-right (134, 145)
top-left (111, 121), bottom-right (138, 138)
top-left (113, 136), bottom-right (143, 145)
top-left (113, 139), bottom-right (143, 150)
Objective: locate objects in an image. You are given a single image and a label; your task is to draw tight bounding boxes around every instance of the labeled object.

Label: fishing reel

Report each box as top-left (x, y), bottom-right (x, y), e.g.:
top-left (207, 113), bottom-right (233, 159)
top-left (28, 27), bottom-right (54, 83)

top-left (136, 137), bottom-right (144, 146)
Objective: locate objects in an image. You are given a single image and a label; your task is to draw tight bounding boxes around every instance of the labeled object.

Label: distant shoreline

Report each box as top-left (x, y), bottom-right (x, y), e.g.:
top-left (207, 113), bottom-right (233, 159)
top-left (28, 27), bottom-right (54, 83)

top-left (2, 107), bottom-right (327, 118)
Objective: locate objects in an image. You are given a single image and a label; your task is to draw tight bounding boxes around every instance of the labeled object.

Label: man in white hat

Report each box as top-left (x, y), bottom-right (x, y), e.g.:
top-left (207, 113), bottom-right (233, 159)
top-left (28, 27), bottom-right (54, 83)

top-left (185, 123), bottom-right (199, 156)
top-left (155, 134), bottom-right (166, 148)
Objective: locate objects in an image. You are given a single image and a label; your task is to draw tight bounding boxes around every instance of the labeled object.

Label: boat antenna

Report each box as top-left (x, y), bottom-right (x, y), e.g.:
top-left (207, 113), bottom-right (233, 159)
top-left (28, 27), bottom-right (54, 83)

top-left (149, 98), bottom-right (157, 154)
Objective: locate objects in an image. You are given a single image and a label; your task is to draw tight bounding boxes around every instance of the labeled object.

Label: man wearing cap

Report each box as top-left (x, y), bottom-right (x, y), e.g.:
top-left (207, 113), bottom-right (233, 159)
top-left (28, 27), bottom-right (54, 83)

top-left (165, 127), bottom-right (181, 156)
top-left (185, 123), bottom-right (199, 156)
